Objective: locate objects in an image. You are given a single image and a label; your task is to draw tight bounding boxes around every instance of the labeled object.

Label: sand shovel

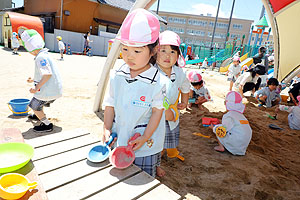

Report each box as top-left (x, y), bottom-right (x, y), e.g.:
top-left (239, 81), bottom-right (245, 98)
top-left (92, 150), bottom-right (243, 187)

top-left (87, 132), bottom-right (117, 163)
top-left (269, 124), bottom-right (283, 130)
top-left (166, 148), bottom-right (184, 161)
top-left (109, 133), bottom-right (141, 169)
top-left (169, 91), bottom-right (181, 121)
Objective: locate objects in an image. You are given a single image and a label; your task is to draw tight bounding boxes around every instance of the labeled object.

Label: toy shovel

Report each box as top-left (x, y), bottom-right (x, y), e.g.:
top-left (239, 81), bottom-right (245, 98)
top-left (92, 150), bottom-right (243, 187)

top-left (109, 133), bottom-right (141, 169)
top-left (87, 132), bottom-right (117, 163)
top-left (166, 148), bottom-right (184, 161)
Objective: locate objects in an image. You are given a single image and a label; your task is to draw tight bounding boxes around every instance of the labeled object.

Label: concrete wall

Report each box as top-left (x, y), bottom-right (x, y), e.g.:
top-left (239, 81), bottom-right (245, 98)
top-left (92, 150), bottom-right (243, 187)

top-left (0, 14), bottom-right (3, 45)
top-left (0, 0), bottom-right (12, 10)
top-left (45, 29), bottom-right (116, 56)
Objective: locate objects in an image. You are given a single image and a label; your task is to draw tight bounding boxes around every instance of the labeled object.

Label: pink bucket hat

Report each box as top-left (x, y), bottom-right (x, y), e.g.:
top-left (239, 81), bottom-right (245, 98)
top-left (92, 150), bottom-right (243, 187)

top-left (159, 30), bottom-right (186, 67)
top-left (117, 8), bottom-right (160, 47)
top-left (297, 95), bottom-right (300, 105)
top-left (225, 91), bottom-right (245, 113)
top-left (187, 71), bottom-right (202, 83)
top-left (232, 56), bottom-right (240, 62)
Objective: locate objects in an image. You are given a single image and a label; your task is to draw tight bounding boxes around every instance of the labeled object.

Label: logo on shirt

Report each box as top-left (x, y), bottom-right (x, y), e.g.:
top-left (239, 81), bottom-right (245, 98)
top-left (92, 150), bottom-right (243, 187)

top-left (140, 96), bottom-right (145, 102)
top-left (132, 100), bottom-right (151, 108)
top-left (40, 59), bottom-right (47, 66)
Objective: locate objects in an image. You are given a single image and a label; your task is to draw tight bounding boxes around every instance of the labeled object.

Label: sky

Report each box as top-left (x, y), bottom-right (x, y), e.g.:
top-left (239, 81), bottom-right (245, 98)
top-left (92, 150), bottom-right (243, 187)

top-left (12, 0), bottom-right (269, 24)
top-left (150, 0), bottom-right (267, 23)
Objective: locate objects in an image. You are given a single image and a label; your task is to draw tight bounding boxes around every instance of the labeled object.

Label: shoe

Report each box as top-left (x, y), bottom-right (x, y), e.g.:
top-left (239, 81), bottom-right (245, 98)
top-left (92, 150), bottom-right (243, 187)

top-left (33, 123), bottom-right (53, 132)
top-left (28, 114), bottom-right (39, 120)
top-left (258, 103), bottom-right (263, 107)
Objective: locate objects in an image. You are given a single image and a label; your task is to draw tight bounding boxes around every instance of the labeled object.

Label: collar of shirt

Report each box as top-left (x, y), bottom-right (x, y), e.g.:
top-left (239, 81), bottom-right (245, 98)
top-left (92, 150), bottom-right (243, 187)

top-left (34, 48), bottom-right (49, 60)
top-left (154, 64), bottom-right (176, 82)
top-left (116, 63), bottom-right (159, 84)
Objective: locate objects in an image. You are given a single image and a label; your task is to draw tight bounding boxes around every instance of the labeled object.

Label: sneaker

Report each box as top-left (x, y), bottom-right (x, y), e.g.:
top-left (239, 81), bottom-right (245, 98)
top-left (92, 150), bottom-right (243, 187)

top-left (33, 123), bottom-right (53, 132)
top-left (258, 103), bottom-right (263, 107)
top-left (28, 114), bottom-right (39, 120)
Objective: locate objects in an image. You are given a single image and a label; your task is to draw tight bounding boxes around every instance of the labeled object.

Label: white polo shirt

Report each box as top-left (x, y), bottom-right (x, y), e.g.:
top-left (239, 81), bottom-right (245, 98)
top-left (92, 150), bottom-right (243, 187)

top-left (103, 64), bottom-right (169, 157)
top-left (155, 64), bottom-right (190, 130)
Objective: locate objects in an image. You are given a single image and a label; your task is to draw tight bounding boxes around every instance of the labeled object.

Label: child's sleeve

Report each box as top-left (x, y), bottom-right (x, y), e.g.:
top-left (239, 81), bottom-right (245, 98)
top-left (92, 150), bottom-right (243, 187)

top-left (102, 70), bottom-right (115, 109)
top-left (36, 58), bottom-right (52, 75)
top-left (254, 88), bottom-right (265, 98)
top-left (279, 105), bottom-right (293, 113)
top-left (180, 75), bottom-right (191, 94)
top-left (152, 84), bottom-right (166, 110)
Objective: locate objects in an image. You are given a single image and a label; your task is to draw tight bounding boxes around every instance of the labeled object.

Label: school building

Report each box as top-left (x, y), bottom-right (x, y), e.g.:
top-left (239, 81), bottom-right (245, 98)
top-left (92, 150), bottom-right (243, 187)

top-left (157, 10), bottom-right (254, 48)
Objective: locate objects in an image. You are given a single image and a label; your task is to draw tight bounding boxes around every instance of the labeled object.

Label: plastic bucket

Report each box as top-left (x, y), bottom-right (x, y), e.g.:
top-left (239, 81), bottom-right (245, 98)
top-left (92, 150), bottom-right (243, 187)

top-left (8, 99), bottom-right (30, 116)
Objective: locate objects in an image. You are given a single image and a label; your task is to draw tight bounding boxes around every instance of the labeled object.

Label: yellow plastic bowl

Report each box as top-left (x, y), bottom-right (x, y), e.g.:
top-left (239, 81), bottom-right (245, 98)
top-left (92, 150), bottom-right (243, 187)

top-left (0, 173), bottom-right (37, 200)
top-left (281, 95), bottom-right (289, 103)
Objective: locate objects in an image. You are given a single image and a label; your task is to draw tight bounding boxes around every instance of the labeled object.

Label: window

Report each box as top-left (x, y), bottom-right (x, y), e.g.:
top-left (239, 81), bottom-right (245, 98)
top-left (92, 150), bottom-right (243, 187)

top-left (167, 27), bottom-right (185, 34)
top-left (161, 16), bottom-right (167, 20)
top-left (230, 34), bottom-right (240, 39)
top-left (187, 29), bottom-right (205, 36)
top-left (168, 17), bottom-right (186, 24)
top-left (5, 17), bottom-right (11, 26)
top-left (188, 19), bottom-right (207, 27)
top-left (233, 24), bottom-right (243, 30)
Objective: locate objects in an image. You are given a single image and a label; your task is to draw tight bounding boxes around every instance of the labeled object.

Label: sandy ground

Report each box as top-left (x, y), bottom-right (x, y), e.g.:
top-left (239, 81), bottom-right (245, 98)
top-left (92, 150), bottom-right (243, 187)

top-left (1, 48), bottom-right (300, 200)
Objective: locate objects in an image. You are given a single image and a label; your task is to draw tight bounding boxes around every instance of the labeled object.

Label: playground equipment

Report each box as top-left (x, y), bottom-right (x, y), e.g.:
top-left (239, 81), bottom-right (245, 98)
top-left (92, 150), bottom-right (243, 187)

top-left (66, 44), bottom-right (72, 55)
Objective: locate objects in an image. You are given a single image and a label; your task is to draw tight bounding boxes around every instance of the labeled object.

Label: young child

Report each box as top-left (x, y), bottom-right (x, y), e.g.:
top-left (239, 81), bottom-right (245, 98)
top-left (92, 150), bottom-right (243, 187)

top-left (226, 56), bottom-right (241, 91)
top-left (210, 91), bottom-right (252, 155)
top-left (155, 30), bottom-right (190, 175)
top-left (11, 32), bottom-right (20, 55)
top-left (254, 78), bottom-right (281, 107)
top-left (102, 9), bottom-right (168, 177)
top-left (20, 29), bottom-right (62, 132)
top-left (56, 36), bottom-right (65, 60)
top-left (275, 95), bottom-right (300, 130)
top-left (187, 71), bottom-right (211, 110)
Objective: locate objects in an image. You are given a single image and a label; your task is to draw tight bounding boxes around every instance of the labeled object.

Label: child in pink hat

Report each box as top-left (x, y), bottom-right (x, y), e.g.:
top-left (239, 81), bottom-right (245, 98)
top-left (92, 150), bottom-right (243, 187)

top-left (210, 91), bottom-right (252, 155)
top-left (275, 95), bottom-right (300, 130)
top-left (102, 8), bottom-right (169, 177)
top-left (155, 30), bottom-right (190, 174)
top-left (187, 71), bottom-right (211, 110)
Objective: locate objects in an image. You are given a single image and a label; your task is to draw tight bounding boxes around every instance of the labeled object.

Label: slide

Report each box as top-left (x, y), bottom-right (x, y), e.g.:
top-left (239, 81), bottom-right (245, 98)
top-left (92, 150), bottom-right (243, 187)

top-left (219, 53), bottom-right (253, 73)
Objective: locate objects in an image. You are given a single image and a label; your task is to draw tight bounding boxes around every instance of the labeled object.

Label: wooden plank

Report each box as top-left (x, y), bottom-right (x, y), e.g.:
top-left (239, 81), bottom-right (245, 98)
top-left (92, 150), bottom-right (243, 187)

top-left (0, 128), bottom-right (48, 200)
top-left (25, 128), bottom-right (89, 148)
top-left (86, 172), bottom-right (160, 200)
top-left (34, 143), bottom-right (98, 174)
top-left (47, 165), bottom-right (141, 200)
top-left (39, 159), bottom-right (110, 191)
top-left (137, 184), bottom-right (181, 200)
top-left (32, 134), bottom-right (99, 161)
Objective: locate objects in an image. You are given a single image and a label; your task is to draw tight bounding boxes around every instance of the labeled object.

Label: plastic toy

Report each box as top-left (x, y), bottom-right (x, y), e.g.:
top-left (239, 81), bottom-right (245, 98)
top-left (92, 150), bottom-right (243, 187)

top-left (166, 148), bottom-right (184, 161)
top-left (192, 132), bottom-right (211, 138)
top-left (87, 132), bottom-right (117, 162)
top-left (216, 126), bottom-right (227, 138)
top-left (0, 173), bottom-right (37, 200)
top-left (0, 143), bottom-right (34, 173)
top-left (202, 117), bottom-right (220, 127)
top-left (109, 133), bottom-right (140, 169)
top-left (169, 91), bottom-right (181, 121)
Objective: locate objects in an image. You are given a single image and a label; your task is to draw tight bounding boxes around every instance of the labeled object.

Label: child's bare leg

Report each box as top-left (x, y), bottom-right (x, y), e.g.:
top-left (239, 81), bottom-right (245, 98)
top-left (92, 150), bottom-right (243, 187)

top-left (33, 110), bottom-right (46, 120)
top-left (229, 81), bottom-right (233, 91)
top-left (214, 139), bottom-right (225, 152)
top-left (156, 166), bottom-right (165, 177)
top-left (197, 97), bottom-right (207, 110)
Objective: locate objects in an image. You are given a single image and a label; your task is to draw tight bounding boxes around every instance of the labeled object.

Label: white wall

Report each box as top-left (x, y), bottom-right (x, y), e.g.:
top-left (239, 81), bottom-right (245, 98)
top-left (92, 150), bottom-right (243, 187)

top-left (0, 15), bottom-right (3, 45)
top-left (44, 29), bottom-right (116, 56)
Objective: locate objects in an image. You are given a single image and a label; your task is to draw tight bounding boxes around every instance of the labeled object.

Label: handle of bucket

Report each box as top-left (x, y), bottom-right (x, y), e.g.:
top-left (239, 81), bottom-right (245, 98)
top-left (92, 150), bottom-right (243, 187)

top-left (28, 181), bottom-right (38, 190)
top-left (7, 104), bottom-right (31, 114)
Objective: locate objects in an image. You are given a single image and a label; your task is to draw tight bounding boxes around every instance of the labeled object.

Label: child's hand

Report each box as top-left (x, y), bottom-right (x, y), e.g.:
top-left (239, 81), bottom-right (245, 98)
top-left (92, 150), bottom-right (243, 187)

top-left (29, 88), bottom-right (37, 93)
top-left (102, 128), bottom-right (117, 147)
top-left (209, 124), bottom-right (214, 129)
top-left (177, 102), bottom-right (187, 110)
top-left (128, 134), bottom-right (147, 151)
top-left (165, 109), bottom-right (175, 121)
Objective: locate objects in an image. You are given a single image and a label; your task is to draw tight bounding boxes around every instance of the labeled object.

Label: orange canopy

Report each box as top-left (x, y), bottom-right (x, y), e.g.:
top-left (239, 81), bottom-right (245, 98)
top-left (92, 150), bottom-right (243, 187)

top-left (7, 12), bottom-right (44, 39)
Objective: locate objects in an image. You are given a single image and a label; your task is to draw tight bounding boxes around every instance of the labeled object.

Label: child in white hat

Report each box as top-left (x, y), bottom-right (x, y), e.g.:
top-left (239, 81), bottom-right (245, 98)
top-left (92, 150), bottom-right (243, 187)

top-left (11, 32), bottom-right (20, 55)
top-left (20, 29), bottom-right (62, 132)
top-left (102, 9), bottom-right (169, 177)
top-left (155, 30), bottom-right (190, 175)
top-left (210, 91), bottom-right (252, 155)
top-left (226, 56), bottom-right (241, 91)
top-left (187, 71), bottom-right (211, 110)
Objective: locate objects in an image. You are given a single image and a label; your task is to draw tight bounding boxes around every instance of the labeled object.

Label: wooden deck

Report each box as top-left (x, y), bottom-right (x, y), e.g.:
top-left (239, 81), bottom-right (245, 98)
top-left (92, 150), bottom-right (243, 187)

top-left (1, 128), bottom-right (181, 200)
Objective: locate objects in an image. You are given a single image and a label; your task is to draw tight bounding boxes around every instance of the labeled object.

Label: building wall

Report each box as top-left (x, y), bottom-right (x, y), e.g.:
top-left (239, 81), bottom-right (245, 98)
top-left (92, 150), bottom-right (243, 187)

top-left (158, 11), bottom-right (253, 48)
top-left (0, 0), bottom-right (12, 10)
top-left (24, 0), bottom-right (128, 34)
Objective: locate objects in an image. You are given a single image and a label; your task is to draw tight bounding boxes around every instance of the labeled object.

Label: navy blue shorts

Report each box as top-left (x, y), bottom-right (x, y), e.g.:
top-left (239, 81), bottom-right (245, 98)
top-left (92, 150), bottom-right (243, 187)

top-left (29, 97), bottom-right (55, 111)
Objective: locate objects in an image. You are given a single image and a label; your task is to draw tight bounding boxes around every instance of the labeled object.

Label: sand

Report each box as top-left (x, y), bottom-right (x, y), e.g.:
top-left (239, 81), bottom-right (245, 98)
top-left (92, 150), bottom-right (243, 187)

top-left (1, 48), bottom-right (300, 199)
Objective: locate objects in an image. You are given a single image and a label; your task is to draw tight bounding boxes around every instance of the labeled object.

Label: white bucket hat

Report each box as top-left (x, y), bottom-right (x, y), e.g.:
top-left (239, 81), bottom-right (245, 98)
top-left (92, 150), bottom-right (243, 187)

top-left (225, 91), bottom-right (245, 113)
top-left (159, 30), bottom-right (185, 68)
top-left (116, 8), bottom-right (160, 47)
top-left (20, 29), bottom-right (45, 52)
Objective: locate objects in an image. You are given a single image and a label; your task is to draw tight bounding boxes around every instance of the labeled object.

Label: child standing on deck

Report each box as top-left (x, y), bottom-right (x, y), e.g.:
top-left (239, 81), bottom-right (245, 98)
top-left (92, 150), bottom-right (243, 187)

top-left (187, 71), bottom-right (211, 110)
top-left (20, 29), bottom-right (62, 132)
top-left (155, 30), bottom-right (190, 176)
top-left (11, 32), bottom-right (20, 55)
top-left (102, 9), bottom-right (168, 177)
top-left (226, 56), bottom-right (241, 91)
top-left (56, 36), bottom-right (65, 60)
